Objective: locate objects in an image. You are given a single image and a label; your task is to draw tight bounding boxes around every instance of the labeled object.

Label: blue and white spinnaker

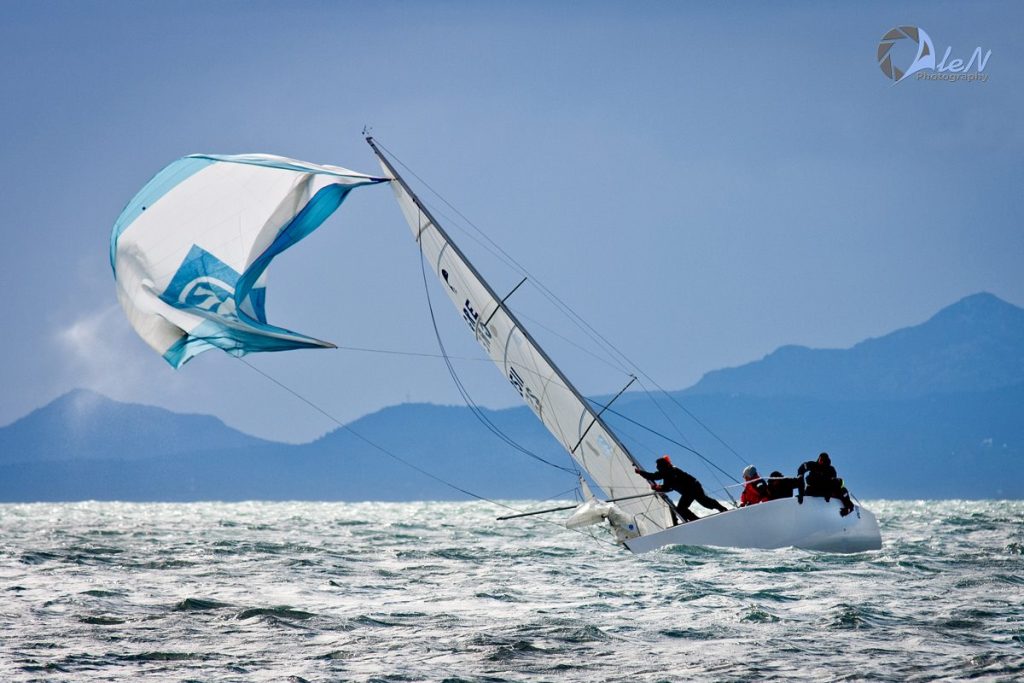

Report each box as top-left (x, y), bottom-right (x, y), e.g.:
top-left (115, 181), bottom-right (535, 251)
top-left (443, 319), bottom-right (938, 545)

top-left (111, 154), bottom-right (385, 368)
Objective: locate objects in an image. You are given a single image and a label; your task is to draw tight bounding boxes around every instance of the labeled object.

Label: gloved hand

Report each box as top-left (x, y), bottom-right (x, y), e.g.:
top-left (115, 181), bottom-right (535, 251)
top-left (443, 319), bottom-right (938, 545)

top-left (633, 467), bottom-right (642, 474)
top-left (650, 483), bottom-right (663, 492)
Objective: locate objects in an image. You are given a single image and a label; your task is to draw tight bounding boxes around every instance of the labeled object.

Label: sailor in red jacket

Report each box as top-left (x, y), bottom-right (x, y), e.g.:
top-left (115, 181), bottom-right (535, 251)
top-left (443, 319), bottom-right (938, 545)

top-left (739, 465), bottom-right (770, 506)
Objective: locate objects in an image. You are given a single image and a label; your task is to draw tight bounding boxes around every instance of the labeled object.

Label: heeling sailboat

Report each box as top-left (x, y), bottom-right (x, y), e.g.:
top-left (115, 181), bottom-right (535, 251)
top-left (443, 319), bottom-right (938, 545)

top-left (367, 137), bottom-right (882, 554)
top-left (109, 143), bottom-right (880, 554)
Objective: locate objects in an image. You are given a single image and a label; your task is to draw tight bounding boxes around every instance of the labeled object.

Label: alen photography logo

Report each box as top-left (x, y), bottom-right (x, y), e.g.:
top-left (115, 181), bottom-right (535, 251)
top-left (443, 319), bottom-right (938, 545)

top-left (877, 26), bottom-right (991, 84)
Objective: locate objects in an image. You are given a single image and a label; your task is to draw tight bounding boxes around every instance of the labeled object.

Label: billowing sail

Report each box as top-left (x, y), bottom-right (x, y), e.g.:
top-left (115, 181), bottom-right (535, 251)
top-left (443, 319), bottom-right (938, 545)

top-left (368, 139), bottom-right (674, 536)
top-left (111, 154), bottom-right (385, 368)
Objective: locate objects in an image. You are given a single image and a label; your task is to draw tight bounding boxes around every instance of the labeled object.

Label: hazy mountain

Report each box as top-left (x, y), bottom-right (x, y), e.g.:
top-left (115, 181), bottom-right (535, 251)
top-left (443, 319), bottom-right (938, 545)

top-left (0, 400), bottom-right (564, 503)
top-left (0, 388), bottom-right (270, 464)
top-left (686, 293), bottom-right (1024, 400)
top-left (606, 382), bottom-right (1024, 499)
top-left (0, 293), bottom-right (1021, 501)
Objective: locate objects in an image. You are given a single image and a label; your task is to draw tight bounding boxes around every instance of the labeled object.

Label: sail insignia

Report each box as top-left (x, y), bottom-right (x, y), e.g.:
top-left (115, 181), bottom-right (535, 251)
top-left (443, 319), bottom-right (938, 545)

top-left (111, 153), bottom-right (385, 368)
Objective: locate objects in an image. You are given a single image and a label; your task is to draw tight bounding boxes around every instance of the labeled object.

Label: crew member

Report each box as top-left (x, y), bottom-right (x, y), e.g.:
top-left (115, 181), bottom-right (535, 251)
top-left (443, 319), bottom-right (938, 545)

top-left (739, 465), bottom-right (770, 506)
top-left (797, 452), bottom-right (854, 516)
top-left (635, 455), bottom-right (729, 523)
top-left (766, 470), bottom-right (803, 501)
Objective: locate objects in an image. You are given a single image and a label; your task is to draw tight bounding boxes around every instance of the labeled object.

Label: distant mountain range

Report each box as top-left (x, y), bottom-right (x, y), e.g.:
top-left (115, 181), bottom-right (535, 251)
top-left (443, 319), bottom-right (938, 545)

top-left (687, 292), bottom-right (1024, 399)
top-left (0, 389), bottom-right (271, 464)
top-left (1, 292), bottom-right (1021, 501)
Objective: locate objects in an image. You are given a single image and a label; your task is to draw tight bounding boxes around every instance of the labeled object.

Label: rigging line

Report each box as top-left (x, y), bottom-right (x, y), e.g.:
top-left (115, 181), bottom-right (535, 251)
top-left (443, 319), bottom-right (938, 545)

top-left (580, 410), bottom-right (735, 502)
top-left (374, 139), bottom-right (744, 480)
top-left (597, 401), bottom-right (703, 464)
top-left (635, 374), bottom-right (748, 466)
top-left (429, 209), bottom-right (633, 378)
top-left (418, 190), bottom-right (638, 379)
top-left (539, 486), bottom-right (580, 504)
top-left (387, 175), bottom-right (700, 524)
top-left (525, 280), bottom-right (749, 469)
top-left (585, 413), bottom-right (734, 507)
top-left (571, 376), bottom-right (636, 456)
top-left (411, 182), bottom-right (747, 468)
top-left (509, 307), bottom-right (636, 379)
top-left (415, 196), bottom-right (632, 378)
top-left (373, 140), bottom-right (744, 464)
top-left (334, 343), bottom-right (720, 498)
top-left (237, 357), bottom-right (503, 505)
top-left (374, 135), bottom-right (626, 486)
top-left (633, 377), bottom-right (735, 505)
top-left (335, 345), bottom-right (492, 362)
top-left (336, 343), bottom-right (604, 394)
top-left (378, 141), bottom-right (709, 522)
top-left (708, 467), bottom-right (738, 506)
top-left (332, 341), bottom-right (688, 487)
top-left (429, 301), bottom-right (575, 476)
top-left (416, 189), bottom-right (628, 369)
top-left (518, 283), bottom-right (750, 468)
top-left (374, 143), bottom-right (634, 383)
top-left (721, 478), bottom-right (800, 491)
top-left (587, 398), bottom-right (740, 484)
top-left (414, 223), bottom-right (578, 476)
top-left (238, 361), bottom-right (616, 547)
top-left (371, 139), bottom-right (632, 378)
top-left (482, 276), bottom-right (527, 328)
top-left (472, 356), bottom-right (716, 479)
top-left (702, 461), bottom-right (738, 507)
top-left (421, 277), bottom-right (574, 476)
top-left (633, 377), bottom-right (696, 449)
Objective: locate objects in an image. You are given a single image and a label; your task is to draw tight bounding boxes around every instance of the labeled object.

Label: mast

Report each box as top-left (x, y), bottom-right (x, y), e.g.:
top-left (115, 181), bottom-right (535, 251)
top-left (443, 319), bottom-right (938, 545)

top-left (368, 138), bottom-right (640, 464)
top-left (366, 136), bottom-right (674, 533)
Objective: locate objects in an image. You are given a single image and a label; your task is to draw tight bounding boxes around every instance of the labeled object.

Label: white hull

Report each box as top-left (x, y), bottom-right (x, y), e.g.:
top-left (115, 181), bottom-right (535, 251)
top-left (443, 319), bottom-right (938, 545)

top-left (624, 496), bottom-right (881, 554)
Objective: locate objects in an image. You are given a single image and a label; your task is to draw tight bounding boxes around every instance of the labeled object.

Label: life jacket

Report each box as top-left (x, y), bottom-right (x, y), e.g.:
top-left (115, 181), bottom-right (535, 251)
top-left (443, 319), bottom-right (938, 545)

top-left (740, 479), bottom-right (769, 506)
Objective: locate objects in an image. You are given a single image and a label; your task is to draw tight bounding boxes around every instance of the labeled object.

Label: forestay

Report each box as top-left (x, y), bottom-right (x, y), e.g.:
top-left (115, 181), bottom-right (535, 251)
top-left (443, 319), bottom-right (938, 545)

top-left (368, 139), bottom-right (674, 536)
top-left (111, 154), bottom-right (385, 368)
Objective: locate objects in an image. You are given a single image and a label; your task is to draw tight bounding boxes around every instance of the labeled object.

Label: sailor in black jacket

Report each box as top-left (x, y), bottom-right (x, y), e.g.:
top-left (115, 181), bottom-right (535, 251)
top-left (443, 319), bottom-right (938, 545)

top-left (635, 455), bottom-right (729, 523)
top-left (766, 470), bottom-right (804, 501)
top-left (797, 452), bottom-right (855, 516)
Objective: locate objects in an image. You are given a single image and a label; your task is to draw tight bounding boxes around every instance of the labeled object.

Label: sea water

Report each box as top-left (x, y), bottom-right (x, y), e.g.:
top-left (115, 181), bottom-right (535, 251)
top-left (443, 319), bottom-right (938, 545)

top-left (0, 500), bottom-right (1021, 682)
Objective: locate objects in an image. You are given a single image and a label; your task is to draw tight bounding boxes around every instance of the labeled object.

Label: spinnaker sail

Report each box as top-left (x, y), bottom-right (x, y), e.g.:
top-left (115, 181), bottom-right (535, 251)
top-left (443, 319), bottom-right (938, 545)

top-left (111, 154), bottom-right (385, 368)
top-left (367, 138), bottom-right (675, 537)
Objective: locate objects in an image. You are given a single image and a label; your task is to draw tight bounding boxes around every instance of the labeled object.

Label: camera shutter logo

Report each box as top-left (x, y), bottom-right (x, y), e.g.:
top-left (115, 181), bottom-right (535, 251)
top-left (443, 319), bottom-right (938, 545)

top-left (877, 26), bottom-right (935, 83)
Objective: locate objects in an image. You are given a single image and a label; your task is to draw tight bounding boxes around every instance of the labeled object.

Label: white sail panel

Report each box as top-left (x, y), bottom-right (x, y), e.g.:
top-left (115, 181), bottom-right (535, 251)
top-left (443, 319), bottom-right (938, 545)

top-left (376, 148), bottom-right (674, 536)
top-left (111, 153), bottom-right (384, 368)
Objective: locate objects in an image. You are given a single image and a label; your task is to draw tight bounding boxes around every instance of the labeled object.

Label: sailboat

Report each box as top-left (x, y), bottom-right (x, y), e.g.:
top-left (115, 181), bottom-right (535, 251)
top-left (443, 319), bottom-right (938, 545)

top-left (366, 137), bottom-right (882, 554)
top-left (109, 142), bottom-right (881, 554)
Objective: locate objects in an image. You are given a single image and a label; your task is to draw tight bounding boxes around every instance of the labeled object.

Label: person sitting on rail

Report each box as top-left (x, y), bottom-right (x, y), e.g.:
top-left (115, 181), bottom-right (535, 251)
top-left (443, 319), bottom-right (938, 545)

top-left (739, 465), bottom-right (770, 506)
top-left (635, 455), bottom-right (729, 524)
top-left (766, 470), bottom-right (804, 502)
top-left (797, 452), bottom-right (855, 516)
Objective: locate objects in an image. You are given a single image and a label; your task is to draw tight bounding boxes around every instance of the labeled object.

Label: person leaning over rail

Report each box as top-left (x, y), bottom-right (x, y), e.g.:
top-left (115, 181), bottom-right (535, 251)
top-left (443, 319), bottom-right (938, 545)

top-left (797, 452), bottom-right (855, 516)
top-left (634, 455), bottom-right (729, 524)
top-left (766, 470), bottom-right (804, 501)
top-left (739, 465), bottom-right (770, 506)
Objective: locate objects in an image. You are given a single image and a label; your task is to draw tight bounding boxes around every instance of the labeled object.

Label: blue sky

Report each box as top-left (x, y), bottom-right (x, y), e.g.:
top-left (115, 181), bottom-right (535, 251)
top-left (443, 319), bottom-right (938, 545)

top-left (1, 1), bottom-right (1021, 442)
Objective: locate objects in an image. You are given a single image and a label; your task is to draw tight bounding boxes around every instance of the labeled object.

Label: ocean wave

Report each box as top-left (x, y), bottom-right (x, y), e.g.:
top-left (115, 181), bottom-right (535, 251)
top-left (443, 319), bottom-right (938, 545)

top-left (0, 500), bottom-right (1021, 681)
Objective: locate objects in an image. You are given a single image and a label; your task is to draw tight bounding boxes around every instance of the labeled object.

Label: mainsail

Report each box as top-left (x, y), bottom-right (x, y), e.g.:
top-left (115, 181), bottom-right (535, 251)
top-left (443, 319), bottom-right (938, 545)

top-left (111, 153), bottom-right (385, 368)
top-left (367, 138), bottom-right (675, 536)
